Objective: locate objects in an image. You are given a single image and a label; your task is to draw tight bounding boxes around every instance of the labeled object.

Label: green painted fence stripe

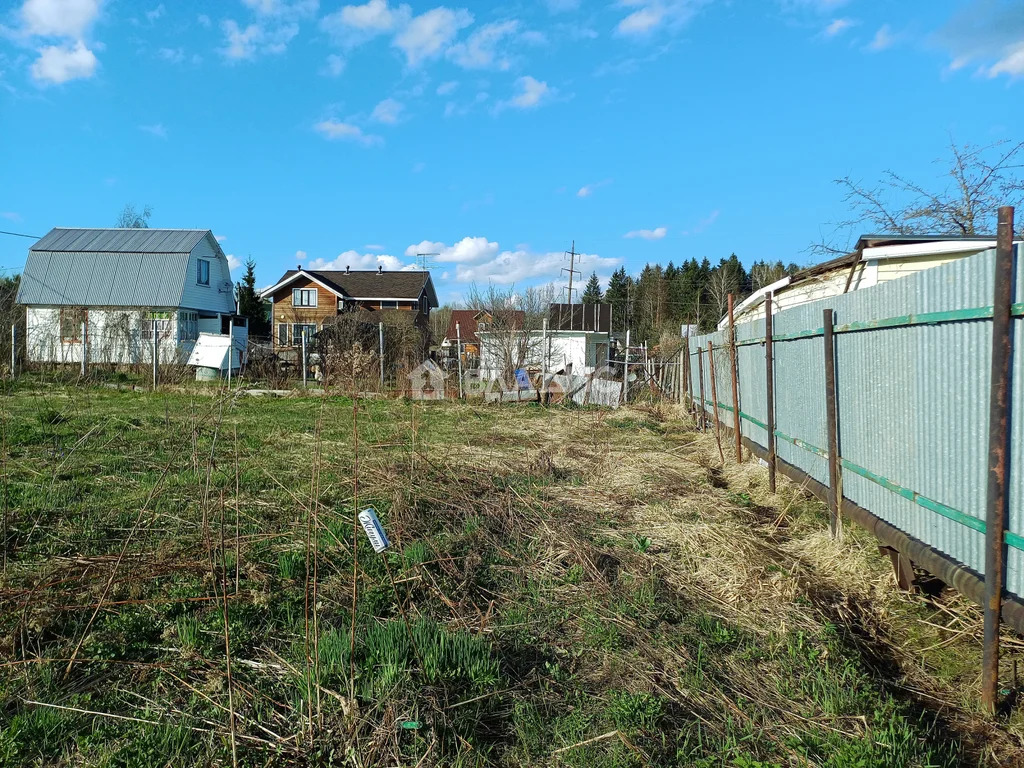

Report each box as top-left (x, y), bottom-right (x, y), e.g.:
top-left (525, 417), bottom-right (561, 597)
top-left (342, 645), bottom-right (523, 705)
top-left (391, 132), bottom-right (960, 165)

top-left (700, 302), bottom-right (1024, 350)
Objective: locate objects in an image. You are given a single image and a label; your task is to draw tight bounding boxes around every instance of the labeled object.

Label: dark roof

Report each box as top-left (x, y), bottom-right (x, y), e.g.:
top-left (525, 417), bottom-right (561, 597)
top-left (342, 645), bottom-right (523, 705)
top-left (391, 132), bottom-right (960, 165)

top-left (31, 228), bottom-right (210, 254)
top-left (446, 309), bottom-right (485, 343)
top-left (548, 303), bottom-right (611, 333)
top-left (270, 269), bottom-right (438, 306)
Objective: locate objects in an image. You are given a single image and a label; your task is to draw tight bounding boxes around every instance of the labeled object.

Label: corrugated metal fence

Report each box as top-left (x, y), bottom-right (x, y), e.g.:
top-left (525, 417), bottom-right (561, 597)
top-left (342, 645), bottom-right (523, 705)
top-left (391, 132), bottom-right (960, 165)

top-left (685, 242), bottom-right (1023, 617)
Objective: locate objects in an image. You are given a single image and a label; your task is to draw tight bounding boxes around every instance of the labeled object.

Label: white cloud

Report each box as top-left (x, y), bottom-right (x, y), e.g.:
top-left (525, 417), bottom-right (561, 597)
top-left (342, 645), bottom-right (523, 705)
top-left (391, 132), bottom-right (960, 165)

top-left (1, 212), bottom-right (22, 222)
top-left (21, 0), bottom-right (101, 38)
top-left (307, 250), bottom-right (411, 271)
top-left (370, 97), bottom-right (404, 124)
top-left (867, 24), bottom-right (893, 51)
top-left (139, 123), bottom-right (167, 138)
top-left (31, 41), bottom-right (98, 84)
top-left (215, 234), bottom-right (227, 242)
top-left (405, 236), bottom-right (498, 263)
top-left (411, 161), bottom-right (426, 173)
top-left (624, 226), bottom-right (667, 240)
top-left (220, 19), bottom-right (299, 60)
top-left (546, 0), bottom-right (579, 11)
top-left (990, 42), bottom-right (1024, 77)
top-left (447, 19), bottom-right (519, 70)
top-left (197, 13), bottom-right (211, 27)
top-left (242, 0), bottom-right (319, 18)
top-left (496, 75), bottom-right (553, 111)
top-left (823, 17), bottom-right (854, 37)
top-left (296, 249), bottom-right (307, 260)
top-left (436, 79), bottom-right (458, 95)
top-left (313, 118), bottom-right (382, 146)
top-left (617, 6), bottom-right (663, 36)
top-left (322, 53), bottom-right (345, 75)
top-left (364, 244), bottom-right (385, 251)
top-left (393, 7), bottom-right (472, 66)
top-left (404, 234), bottom-right (618, 285)
top-left (682, 209), bottom-right (719, 235)
top-left (577, 178), bottom-right (611, 198)
top-left (157, 47), bottom-right (185, 63)
top-left (226, 254), bottom-right (242, 271)
top-left (146, 4), bottom-right (165, 22)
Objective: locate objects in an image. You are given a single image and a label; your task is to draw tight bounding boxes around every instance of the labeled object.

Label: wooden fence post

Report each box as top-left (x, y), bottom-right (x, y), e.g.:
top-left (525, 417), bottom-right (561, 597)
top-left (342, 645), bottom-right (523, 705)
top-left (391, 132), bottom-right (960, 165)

top-left (982, 205), bottom-right (1016, 715)
top-left (823, 308), bottom-right (841, 540)
top-left (765, 292), bottom-right (776, 493)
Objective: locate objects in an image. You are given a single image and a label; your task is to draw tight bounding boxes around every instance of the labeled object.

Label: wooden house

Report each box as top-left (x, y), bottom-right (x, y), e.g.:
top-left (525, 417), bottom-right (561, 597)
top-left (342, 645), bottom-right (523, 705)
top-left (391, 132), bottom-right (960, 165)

top-left (260, 265), bottom-right (438, 351)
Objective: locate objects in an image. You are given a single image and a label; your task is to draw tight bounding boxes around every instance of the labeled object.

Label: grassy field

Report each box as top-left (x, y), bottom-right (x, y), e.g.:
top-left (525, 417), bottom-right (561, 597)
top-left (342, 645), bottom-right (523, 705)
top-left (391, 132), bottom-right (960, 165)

top-left (0, 384), bottom-right (1022, 767)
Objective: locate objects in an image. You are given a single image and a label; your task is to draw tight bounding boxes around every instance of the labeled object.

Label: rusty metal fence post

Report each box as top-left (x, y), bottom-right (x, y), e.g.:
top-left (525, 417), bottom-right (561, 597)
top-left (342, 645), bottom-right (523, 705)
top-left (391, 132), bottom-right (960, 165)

top-left (982, 205), bottom-right (1016, 715)
top-left (765, 292), bottom-right (776, 493)
top-left (728, 294), bottom-right (742, 462)
top-left (708, 341), bottom-right (725, 464)
top-left (823, 308), bottom-right (842, 540)
top-left (696, 346), bottom-right (706, 431)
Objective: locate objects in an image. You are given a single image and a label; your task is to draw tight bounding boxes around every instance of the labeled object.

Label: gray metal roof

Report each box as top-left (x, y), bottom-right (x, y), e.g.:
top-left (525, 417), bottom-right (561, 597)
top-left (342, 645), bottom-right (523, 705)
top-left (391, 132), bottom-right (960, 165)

top-left (31, 228), bottom-right (209, 254)
top-left (17, 228), bottom-right (217, 307)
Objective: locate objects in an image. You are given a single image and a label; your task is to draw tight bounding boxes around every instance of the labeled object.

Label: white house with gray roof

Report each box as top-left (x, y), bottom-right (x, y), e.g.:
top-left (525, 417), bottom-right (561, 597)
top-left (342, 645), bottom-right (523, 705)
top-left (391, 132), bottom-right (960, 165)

top-left (17, 228), bottom-right (246, 366)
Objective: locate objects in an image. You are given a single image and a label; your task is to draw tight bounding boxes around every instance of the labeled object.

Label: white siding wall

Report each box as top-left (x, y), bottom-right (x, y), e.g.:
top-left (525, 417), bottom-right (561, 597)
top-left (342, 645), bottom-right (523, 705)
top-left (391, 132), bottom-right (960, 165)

top-left (479, 330), bottom-right (609, 380)
top-left (26, 307), bottom-right (193, 365)
top-left (180, 234), bottom-right (236, 314)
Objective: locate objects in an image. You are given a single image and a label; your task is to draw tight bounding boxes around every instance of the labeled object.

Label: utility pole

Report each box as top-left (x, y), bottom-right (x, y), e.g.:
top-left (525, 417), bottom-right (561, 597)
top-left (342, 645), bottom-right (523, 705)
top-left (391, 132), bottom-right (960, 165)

top-left (561, 241), bottom-right (581, 328)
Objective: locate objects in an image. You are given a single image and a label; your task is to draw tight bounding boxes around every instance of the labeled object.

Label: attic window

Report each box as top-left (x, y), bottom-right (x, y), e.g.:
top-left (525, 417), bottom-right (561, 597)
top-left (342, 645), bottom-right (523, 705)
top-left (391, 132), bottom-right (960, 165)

top-left (197, 259), bottom-right (210, 286)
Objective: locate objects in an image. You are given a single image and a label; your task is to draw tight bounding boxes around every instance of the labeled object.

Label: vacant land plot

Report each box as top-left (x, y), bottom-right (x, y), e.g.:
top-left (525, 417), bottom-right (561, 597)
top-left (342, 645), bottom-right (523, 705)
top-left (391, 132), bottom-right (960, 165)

top-left (1, 386), bottom-right (1022, 767)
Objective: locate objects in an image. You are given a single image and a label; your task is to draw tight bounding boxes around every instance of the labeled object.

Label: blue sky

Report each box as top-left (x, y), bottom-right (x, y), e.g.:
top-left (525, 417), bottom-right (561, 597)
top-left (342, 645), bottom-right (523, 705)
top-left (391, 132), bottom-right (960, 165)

top-left (1, 0), bottom-right (1023, 303)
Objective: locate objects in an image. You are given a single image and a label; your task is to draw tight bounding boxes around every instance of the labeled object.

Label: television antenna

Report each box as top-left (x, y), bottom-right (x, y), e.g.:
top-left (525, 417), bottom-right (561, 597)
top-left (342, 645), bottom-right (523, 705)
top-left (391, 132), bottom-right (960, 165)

top-left (416, 252), bottom-right (440, 270)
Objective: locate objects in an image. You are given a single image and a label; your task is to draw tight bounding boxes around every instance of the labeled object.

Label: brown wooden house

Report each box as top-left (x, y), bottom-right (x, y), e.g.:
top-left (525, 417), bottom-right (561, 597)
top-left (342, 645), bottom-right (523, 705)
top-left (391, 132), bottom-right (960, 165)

top-left (260, 266), bottom-right (438, 350)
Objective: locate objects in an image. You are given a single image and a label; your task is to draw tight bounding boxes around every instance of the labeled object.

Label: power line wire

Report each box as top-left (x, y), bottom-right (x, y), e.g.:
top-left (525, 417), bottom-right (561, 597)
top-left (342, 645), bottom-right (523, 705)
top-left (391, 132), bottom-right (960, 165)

top-left (0, 229), bottom-right (41, 239)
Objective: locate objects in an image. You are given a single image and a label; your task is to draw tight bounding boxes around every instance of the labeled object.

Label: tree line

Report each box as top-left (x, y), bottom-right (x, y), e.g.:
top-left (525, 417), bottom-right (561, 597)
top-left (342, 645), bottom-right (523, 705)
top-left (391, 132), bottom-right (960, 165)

top-left (579, 255), bottom-right (801, 342)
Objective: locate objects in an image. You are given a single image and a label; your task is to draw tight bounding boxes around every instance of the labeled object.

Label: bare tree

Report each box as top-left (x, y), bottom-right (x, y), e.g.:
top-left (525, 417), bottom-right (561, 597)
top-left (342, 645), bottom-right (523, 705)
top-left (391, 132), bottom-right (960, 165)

top-left (813, 138), bottom-right (1024, 254)
top-left (706, 267), bottom-right (733, 324)
top-left (117, 203), bottom-right (153, 229)
top-left (465, 283), bottom-right (552, 383)
top-left (750, 262), bottom-right (788, 292)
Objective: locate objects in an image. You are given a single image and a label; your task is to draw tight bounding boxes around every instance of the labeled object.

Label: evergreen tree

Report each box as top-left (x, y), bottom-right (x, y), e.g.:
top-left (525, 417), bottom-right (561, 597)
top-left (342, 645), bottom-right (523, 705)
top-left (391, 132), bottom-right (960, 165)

top-left (605, 267), bottom-right (631, 332)
top-left (236, 258), bottom-right (270, 336)
top-left (581, 272), bottom-right (604, 304)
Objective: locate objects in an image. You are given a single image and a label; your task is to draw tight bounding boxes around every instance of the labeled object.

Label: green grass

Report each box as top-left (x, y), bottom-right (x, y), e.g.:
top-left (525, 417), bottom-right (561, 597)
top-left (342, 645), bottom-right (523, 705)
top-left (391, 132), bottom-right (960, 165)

top-left (0, 382), bottom-right (990, 766)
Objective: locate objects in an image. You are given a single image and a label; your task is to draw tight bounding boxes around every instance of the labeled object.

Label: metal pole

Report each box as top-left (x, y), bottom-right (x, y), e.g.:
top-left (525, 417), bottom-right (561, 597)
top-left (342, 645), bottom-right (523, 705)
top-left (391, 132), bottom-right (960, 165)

top-left (621, 329), bottom-right (630, 404)
top-left (823, 308), bottom-right (841, 539)
top-left (152, 319), bottom-right (158, 391)
top-left (301, 330), bottom-right (307, 388)
top-left (982, 205), bottom-right (1016, 715)
top-left (765, 292), bottom-right (776, 493)
top-left (80, 320), bottom-right (86, 378)
top-left (728, 294), bottom-right (742, 462)
top-left (227, 318), bottom-right (233, 390)
top-left (696, 345), bottom-right (705, 431)
top-left (378, 322), bottom-right (385, 390)
top-left (455, 322), bottom-right (464, 399)
top-left (708, 341), bottom-right (725, 463)
top-left (541, 318), bottom-right (548, 402)
top-left (10, 324), bottom-right (15, 379)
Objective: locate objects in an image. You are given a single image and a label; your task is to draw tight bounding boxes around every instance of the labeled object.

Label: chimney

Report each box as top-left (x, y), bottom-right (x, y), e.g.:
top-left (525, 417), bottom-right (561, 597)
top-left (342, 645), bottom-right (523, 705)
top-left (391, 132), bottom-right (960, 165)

top-left (345, 265), bottom-right (350, 274)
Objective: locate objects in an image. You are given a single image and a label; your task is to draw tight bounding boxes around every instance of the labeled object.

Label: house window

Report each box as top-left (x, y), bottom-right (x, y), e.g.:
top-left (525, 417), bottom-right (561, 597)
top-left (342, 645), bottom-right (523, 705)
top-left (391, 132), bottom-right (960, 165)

top-left (381, 300), bottom-right (399, 309)
top-left (420, 295), bottom-right (428, 313)
top-left (293, 288), bottom-right (317, 307)
top-left (197, 259), bottom-right (210, 286)
top-left (277, 323), bottom-right (290, 347)
top-left (292, 323), bottom-right (317, 343)
top-left (178, 311), bottom-right (199, 341)
top-left (142, 311), bottom-right (173, 340)
top-left (60, 308), bottom-right (87, 341)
